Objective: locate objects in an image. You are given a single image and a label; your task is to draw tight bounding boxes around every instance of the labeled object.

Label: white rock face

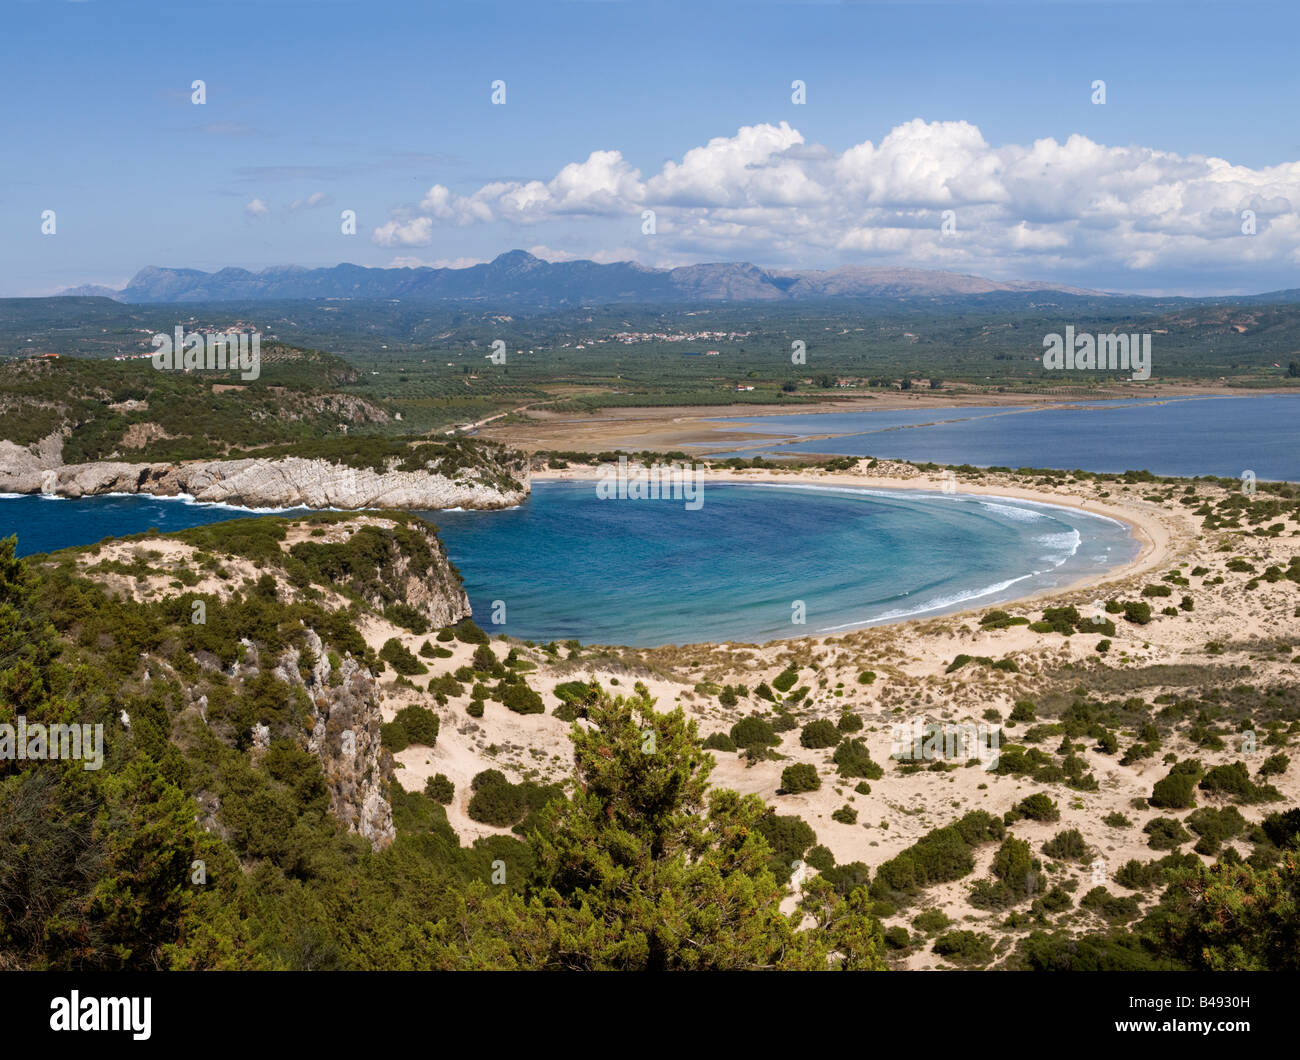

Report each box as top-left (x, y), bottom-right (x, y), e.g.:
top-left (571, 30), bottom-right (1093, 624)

top-left (0, 442), bottom-right (529, 511)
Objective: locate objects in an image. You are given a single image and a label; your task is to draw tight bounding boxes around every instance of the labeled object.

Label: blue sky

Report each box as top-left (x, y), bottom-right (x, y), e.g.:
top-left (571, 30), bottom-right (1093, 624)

top-left (5, 0), bottom-right (1299, 296)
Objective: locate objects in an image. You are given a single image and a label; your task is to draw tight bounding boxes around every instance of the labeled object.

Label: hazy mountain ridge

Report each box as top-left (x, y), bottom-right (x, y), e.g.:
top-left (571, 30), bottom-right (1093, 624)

top-left (76, 250), bottom-right (1106, 305)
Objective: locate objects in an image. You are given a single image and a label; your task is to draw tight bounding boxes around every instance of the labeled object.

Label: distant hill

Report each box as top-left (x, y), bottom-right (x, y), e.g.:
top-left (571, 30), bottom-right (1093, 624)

top-left (58, 283), bottom-right (124, 300)
top-left (68, 250), bottom-right (1105, 305)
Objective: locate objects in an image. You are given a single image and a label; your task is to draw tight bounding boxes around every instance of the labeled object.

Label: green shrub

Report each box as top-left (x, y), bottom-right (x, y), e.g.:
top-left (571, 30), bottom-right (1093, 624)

top-left (393, 705), bottom-right (439, 747)
top-left (703, 732), bottom-right (737, 752)
top-left (380, 720), bottom-right (410, 752)
top-left (800, 719), bottom-right (841, 749)
top-left (933, 930), bottom-right (994, 966)
top-left (884, 926), bottom-right (911, 951)
top-left (772, 667), bottom-right (799, 693)
top-left (912, 908), bottom-right (952, 934)
top-left (1007, 793), bottom-right (1059, 823)
top-left (1150, 759), bottom-right (1203, 809)
top-left (384, 602), bottom-right (430, 633)
top-left (465, 769), bottom-right (561, 830)
top-left (425, 773), bottom-right (454, 804)
top-left (832, 738), bottom-right (884, 779)
top-left (805, 844), bottom-right (835, 872)
top-left (1123, 601), bottom-right (1152, 625)
top-left (730, 716), bottom-right (780, 750)
top-left (1040, 885), bottom-right (1073, 913)
top-left (837, 712), bottom-right (864, 733)
top-left (980, 610), bottom-right (1029, 630)
top-left (770, 710), bottom-right (798, 733)
top-left (379, 638), bottom-right (427, 675)
top-left (856, 670), bottom-right (877, 685)
top-left (754, 813), bottom-right (817, 881)
top-left (1079, 886), bottom-right (1140, 924)
top-left (1199, 761), bottom-right (1283, 803)
top-left (780, 763), bottom-right (821, 794)
top-left (832, 805), bottom-right (858, 825)
top-left (991, 835), bottom-right (1035, 889)
top-left (428, 673), bottom-right (464, 698)
top-left (870, 811), bottom-right (1004, 904)
top-left (1143, 816), bottom-right (1191, 850)
top-left (502, 682), bottom-right (545, 715)
top-left (1259, 753), bottom-right (1290, 776)
top-left (1042, 829), bottom-right (1088, 861)
top-left (472, 642), bottom-right (500, 673)
top-left (453, 619), bottom-right (490, 645)
top-left (820, 860), bottom-right (870, 896)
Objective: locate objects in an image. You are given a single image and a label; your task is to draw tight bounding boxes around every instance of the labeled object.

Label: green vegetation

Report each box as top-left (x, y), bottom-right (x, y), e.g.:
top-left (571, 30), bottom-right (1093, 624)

top-left (780, 763), bottom-right (821, 794)
top-left (772, 667), bottom-right (799, 694)
top-left (730, 716), bottom-right (781, 751)
top-left (832, 738), bottom-right (884, 779)
top-left (425, 774), bottom-right (455, 804)
top-left (799, 719), bottom-right (841, 749)
top-left (870, 811), bottom-right (1005, 908)
top-left (1005, 793), bottom-right (1059, 824)
top-left (932, 930), bottom-right (995, 966)
top-left (1150, 759), bottom-right (1203, 809)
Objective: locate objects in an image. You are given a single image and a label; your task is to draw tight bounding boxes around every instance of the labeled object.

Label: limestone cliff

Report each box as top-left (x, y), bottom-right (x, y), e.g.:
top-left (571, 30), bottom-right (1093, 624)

top-left (273, 631), bottom-right (395, 848)
top-left (0, 436), bottom-right (529, 511)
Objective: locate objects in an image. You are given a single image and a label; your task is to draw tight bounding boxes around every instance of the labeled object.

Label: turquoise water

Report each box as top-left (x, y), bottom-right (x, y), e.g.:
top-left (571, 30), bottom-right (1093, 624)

top-left (707, 395), bottom-right (1300, 481)
top-left (0, 483), bottom-right (1136, 647)
top-left (428, 481), bottom-right (1134, 645)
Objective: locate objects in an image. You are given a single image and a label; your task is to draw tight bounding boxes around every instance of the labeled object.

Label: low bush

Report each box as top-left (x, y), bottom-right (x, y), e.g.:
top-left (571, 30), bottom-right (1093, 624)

top-left (832, 738), bottom-right (884, 779)
top-left (424, 773), bottom-right (454, 804)
top-left (730, 716), bottom-right (780, 750)
top-left (1042, 829), bottom-right (1088, 861)
top-left (379, 638), bottom-right (427, 676)
top-left (800, 719), bottom-right (841, 749)
top-left (933, 930), bottom-right (994, 966)
top-left (703, 732), bottom-right (737, 752)
top-left (1006, 793), bottom-right (1059, 824)
top-left (1143, 816), bottom-right (1191, 850)
top-left (780, 763), bottom-right (821, 794)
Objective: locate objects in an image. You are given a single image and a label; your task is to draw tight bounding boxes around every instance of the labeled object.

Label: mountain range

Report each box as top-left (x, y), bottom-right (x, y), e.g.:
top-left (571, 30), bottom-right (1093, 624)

top-left (61, 251), bottom-right (1105, 305)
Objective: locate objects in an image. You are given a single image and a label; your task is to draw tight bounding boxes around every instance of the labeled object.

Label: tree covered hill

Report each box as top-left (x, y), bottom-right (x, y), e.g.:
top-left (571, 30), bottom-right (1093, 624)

top-left (0, 523), bottom-right (886, 970)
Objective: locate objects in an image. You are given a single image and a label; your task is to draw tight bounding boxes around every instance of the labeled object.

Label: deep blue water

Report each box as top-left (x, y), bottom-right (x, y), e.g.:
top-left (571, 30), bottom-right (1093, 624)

top-left (0, 493), bottom-right (314, 556)
top-left (706, 395), bottom-right (1300, 481)
top-left (0, 483), bottom-right (1135, 647)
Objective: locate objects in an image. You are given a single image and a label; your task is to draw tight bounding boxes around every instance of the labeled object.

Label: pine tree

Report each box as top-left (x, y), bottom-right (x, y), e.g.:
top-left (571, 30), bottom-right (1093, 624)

top-left (431, 687), bottom-right (885, 970)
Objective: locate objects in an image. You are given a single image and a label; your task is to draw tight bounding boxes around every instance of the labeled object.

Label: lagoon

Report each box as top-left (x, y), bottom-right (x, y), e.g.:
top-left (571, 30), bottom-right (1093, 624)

top-left (0, 482), bottom-right (1136, 647)
top-left (705, 395), bottom-right (1300, 481)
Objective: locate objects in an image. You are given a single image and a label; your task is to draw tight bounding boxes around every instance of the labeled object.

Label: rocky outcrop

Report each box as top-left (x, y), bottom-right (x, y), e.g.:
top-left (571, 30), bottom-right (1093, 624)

top-left (0, 442), bottom-right (529, 511)
top-left (276, 630), bottom-right (395, 849)
top-left (345, 518), bottom-right (471, 629)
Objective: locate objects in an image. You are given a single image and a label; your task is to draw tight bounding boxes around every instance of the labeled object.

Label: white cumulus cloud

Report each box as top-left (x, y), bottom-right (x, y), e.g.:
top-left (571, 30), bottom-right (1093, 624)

top-left (370, 119), bottom-right (1300, 285)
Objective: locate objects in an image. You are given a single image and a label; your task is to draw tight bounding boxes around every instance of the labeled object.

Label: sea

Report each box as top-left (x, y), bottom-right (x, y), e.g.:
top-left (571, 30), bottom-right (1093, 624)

top-left (0, 481), bottom-right (1136, 647)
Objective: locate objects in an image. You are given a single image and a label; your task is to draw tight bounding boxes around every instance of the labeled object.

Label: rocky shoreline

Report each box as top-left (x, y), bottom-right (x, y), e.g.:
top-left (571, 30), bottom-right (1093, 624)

top-left (0, 440), bottom-right (530, 511)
